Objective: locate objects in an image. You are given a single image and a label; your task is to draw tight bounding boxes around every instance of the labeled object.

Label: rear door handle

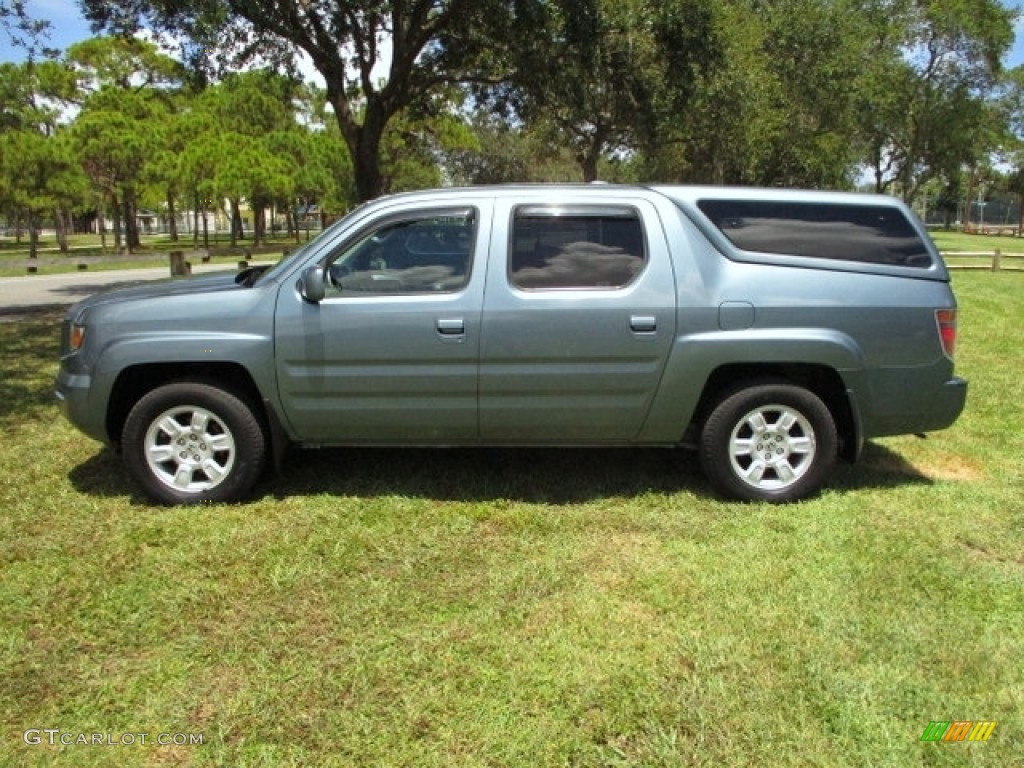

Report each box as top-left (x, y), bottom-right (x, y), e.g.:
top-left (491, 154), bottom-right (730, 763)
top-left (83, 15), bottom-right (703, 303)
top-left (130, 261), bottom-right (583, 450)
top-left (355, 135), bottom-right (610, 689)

top-left (436, 317), bottom-right (465, 336)
top-left (630, 315), bottom-right (657, 334)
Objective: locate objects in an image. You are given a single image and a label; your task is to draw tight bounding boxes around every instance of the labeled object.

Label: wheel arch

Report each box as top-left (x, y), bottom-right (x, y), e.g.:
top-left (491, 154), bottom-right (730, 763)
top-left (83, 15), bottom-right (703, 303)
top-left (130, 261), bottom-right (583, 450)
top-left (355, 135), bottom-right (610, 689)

top-left (684, 363), bottom-right (860, 462)
top-left (107, 362), bottom-right (270, 448)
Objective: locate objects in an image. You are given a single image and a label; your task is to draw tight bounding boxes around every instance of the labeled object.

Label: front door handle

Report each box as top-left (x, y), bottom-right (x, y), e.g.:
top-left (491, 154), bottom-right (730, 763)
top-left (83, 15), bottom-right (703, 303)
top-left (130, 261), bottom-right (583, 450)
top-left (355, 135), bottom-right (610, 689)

top-left (630, 315), bottom-right (657, 334)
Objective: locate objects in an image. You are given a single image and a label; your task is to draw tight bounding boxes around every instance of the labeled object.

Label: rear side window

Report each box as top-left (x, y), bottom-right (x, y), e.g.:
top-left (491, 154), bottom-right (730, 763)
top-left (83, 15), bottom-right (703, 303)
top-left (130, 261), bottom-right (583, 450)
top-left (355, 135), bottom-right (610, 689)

top-left (509, 206), bottom-right (646, 289)
top-left (697, 199), bottom-right (933, 268)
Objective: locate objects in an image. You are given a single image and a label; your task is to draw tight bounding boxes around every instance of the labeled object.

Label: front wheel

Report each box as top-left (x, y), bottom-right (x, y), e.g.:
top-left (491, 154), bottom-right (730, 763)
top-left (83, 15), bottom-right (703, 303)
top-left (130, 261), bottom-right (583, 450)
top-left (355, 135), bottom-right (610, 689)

top-left (122, 382), bottom-right (267, 505)
top-left (700, 382), bottom-right (837, 503)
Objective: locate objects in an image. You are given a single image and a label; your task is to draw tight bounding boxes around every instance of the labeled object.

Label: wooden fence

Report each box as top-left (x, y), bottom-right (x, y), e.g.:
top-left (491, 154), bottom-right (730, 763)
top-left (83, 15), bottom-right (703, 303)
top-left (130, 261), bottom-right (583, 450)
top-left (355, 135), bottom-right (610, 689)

top-left (941, 250), bottom-right (1024, 272)
top-left (14, 246), bottom-right (1024, 275)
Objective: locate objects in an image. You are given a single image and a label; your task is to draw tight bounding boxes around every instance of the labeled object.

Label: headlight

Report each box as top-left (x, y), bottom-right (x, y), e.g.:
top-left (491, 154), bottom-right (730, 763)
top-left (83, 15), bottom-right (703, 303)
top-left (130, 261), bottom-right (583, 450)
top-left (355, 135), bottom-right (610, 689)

top-left (69, 323), bottom-right (86, 351)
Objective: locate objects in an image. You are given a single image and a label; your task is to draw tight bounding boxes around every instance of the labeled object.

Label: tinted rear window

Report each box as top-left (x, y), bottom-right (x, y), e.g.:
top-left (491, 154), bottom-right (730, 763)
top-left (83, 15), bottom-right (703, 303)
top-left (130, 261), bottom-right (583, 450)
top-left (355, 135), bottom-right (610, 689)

top-left (697, 200), bottom-right (933, 268)
top-left (509, 206), bottom-right (646, 289)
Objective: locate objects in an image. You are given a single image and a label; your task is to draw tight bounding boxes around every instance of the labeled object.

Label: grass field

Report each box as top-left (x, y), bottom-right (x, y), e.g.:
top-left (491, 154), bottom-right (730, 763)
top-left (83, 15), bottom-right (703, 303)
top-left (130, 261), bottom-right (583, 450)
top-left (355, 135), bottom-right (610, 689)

top-left (2, 228), bottom-right (1021, 276)
top-left (928, 230), bottom-right (1024, 252)
top-left (0, 233), bottom-right (301, 277)
top-left (0, 272), bottom-right (1021, 766)
top-left (929, 231), bottom-right (1024, 272)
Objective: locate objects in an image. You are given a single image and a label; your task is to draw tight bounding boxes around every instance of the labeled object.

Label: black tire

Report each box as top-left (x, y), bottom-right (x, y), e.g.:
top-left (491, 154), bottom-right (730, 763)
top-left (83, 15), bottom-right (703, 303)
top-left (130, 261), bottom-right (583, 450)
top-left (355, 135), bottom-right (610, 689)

top-left (700, 381), bottom-right (837, 503)
top-left (122, 381), bottom-right (267, 505)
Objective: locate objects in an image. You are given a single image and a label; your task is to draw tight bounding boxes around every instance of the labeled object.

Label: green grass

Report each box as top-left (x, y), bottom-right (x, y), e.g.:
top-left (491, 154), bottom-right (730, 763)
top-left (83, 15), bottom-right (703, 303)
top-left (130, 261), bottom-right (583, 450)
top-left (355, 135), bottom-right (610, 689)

top-left (928, 230), bottom-right (1024, 253)
top-left (1, 229), bottom-right (1018, 276)
top-left (1, 258), bottom-right (189, 278)
top-left (0, 272), bottom-right (1021, 766)
top-left (928, 231), bottom-right (1024, 272)
top-left (0, 233), bottom-right (304, 277)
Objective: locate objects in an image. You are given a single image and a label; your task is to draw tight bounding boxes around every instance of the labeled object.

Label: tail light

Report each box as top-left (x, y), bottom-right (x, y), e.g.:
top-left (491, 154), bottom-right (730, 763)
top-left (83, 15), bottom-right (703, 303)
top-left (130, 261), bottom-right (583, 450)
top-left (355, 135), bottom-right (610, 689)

top-left (935, 309), bottom-right (957, 360)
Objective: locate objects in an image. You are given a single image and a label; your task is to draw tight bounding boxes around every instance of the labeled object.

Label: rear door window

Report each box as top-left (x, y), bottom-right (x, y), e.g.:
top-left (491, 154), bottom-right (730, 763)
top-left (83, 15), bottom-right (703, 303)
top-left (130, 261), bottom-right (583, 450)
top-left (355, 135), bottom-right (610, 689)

top-left (509, 206), bottom-right (646, 289)
top-left (696, 199), bottom-right (933, 268)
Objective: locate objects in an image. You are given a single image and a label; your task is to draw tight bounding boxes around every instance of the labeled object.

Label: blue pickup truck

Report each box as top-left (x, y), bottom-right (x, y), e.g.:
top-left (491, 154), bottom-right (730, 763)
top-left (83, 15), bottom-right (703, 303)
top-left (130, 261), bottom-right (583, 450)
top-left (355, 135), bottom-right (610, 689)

top-left (56, 184), bottom-right (967, 504)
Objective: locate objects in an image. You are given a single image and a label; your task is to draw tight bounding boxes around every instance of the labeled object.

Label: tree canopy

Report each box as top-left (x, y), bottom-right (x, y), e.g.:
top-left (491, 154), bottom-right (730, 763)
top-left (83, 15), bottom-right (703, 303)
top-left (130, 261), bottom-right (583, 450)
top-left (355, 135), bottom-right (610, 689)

top-left (79, 0), bottom-right (523, 201)
top-left (1, 0), bottom-right (1021, 239)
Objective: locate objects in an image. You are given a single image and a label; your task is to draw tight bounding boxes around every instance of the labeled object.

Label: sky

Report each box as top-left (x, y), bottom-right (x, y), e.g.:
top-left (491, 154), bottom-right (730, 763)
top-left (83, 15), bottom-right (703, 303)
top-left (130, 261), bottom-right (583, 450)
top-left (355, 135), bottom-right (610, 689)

top-left (0, 0), bottom-right (332, 84)
top-left (3, 0), bottom-right (1024, 74)
top-left (0, 0), bottom-right (92, 62)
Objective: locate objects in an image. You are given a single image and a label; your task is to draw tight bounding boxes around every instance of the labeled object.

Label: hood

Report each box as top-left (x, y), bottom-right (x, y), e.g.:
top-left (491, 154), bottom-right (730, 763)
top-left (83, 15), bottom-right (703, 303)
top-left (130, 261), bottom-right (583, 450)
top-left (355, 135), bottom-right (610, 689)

top-left (66, 271), bottom-right (245, 318)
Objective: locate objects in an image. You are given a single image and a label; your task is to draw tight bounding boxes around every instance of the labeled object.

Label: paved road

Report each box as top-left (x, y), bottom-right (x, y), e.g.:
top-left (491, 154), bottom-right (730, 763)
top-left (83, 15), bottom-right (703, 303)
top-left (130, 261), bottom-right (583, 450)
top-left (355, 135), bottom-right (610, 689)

top-left (0, 264), bottom-right (244, 312)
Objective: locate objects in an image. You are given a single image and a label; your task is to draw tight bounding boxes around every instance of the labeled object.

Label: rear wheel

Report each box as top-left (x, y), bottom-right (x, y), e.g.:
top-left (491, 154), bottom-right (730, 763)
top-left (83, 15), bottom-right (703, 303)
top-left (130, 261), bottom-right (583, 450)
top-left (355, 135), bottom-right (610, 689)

top-left (122, 382), bottom-right (266, 505)
top-left (700, 382), bottom-right (837, 503)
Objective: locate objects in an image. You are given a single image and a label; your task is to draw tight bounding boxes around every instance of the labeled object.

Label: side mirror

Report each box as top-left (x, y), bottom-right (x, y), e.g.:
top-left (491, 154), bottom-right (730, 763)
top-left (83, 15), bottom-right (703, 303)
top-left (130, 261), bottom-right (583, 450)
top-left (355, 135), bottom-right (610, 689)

top-left (298, 265), bottom-right (325, 303)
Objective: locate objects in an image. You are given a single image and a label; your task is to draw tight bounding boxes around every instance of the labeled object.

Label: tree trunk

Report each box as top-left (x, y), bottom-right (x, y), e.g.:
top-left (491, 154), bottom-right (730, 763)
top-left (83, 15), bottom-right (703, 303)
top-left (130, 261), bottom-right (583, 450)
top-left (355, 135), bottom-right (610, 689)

top-left (329, 89), bottom-right (388, 202)
top-left (123, 189), bottom-right (140, 252)
top-left (28, 212), bottom-right (39, 259)
top-left (252, 203), bottom-right (264, 246)
top-left (111, 192), bottom-right (124, 253)
top-left (167, 194), bottom-right (179, 242)
top-left (351, 131), bottom-right (385, 201)
top-left (98, 204), bottom-right (108, 253)
top-left (55, 208), bottom-right (70, 253)
top-left (578, 152), bottom-right (598, 183)
top-left (230, 199), bottom-right (244, 245)
top-left (192, 196), bottom-right (200, 246)
top-left (576, 130), bottom-right (605, 183)
top-left (963, 177), bottom-right (975, 233)
top-left (871, 143), bottom-right (886, 194)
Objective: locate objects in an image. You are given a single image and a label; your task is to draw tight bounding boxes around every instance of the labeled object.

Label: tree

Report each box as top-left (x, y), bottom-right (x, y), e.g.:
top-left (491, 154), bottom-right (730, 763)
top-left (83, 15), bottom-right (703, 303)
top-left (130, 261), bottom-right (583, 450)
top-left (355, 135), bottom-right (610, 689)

top-left (0, 60), bottom-right (83, 252)
top-left (636, 0), bottom-right (758, 184)
top-left (292, 85), bottom-right (357, 213)
top-left (991, 65), bottom-right (1024, 232)
top-left (444, 112), bottom-right (587, 185)
top-left (377, 89), bottom-right (480, 192)
top-left (146, 105), bottom-right (192, 241)
top-left (637, 0), bottom-right (870, 187)
top-left (67, 37), bottom-right (186, 250)
top-left (0, 129), bottom-right (86, 257)
top-left (932, 172), bottom-right (966, 229)
top-left (857, 0), bottom-right (1014, 203)
top-left (213, 132), bottom-right (295, 245)
top-left (178, 118), bottom-right (220, 248)
top-left (748, 0), bottom-right (867, 187)
top-left (66, 35), bottom-right (185, 93)
top-left (81, 0), bottom-right (525, 202)
top-left (72, 91), bottom-right (157, 253)
top-left (0, 59), bottom-right (76, 134)
top-left (187, 70), bottom-right (308, 243)
top-left (479, 0), bottom-right (675, 182)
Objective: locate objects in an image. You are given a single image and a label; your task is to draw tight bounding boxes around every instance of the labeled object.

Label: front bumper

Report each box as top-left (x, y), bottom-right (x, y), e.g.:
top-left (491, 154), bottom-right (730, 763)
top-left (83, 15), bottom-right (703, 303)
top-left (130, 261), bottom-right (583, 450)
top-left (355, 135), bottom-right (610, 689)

top-left (55, 365), bottom-right (110, 445)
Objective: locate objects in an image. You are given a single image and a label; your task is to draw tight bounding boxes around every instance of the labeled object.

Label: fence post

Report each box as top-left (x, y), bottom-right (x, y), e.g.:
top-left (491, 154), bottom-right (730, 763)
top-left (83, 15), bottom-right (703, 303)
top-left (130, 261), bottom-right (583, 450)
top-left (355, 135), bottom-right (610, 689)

top-left (992, 249), bottom-right (1002, 272)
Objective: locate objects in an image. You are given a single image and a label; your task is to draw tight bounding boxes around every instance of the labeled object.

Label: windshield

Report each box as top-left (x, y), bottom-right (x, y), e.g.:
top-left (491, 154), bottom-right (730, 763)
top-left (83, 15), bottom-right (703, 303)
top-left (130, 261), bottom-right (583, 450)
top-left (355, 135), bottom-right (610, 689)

top-left (254, 203), bottom-right (370, 286)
